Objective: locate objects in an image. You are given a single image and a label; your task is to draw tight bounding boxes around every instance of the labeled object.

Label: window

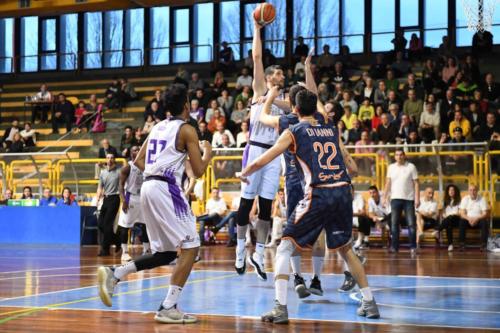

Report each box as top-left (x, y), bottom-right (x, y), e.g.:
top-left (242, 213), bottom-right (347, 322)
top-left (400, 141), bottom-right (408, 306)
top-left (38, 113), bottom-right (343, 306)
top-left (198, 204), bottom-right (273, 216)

top-left (456, 2), bottom-right (474, 46)
top-left (265, 0), bottom-right (286, 58)
top-left (84, 12), bottom-right (102, 69)
top-left (219, 1), bottom-right (240, 60)
top-left (0, 18), bottom-right (14, 73)
top-left (173, 8), bottom-right (190, 63)
top-left (104, 10), bottom-right (123, 68)
top-left (342, 0), bottom-right (364, 53)
top-left (41, 18), bottom-right (57, 70)
top-left (372, 0), bottom-right (395, 52)
top-left (318, 0), bottom-right (339, 54)
top-left (400, 0), bottom-right (419, 27)
top-left (424, 0), bottom-right (447, 47)
top-left (125, 8), bottom-right (144, 66)
top-left (293, 0), bottom-right (315, 50)
top-left (150, 7), bottom-right (169, 65)
top-left (21, 16), bottom-right (38, 72)
top-left (194, 3), bottom-right (213, 62)
top-left (60, 14), bottom-right (78, 70)
top-left (243, 3), bottom-right (258, 58)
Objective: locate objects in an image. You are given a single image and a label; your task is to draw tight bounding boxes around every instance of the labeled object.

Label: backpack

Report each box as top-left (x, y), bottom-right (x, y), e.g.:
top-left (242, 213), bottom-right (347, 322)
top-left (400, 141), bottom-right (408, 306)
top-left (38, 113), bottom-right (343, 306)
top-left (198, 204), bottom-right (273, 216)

top-left (91, 104), bottom-right (106, 133)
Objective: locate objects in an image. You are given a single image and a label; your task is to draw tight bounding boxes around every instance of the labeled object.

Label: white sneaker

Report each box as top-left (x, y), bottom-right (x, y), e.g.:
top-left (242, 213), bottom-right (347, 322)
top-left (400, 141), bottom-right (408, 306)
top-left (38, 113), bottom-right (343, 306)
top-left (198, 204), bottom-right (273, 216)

top-left (97, 266), bottom-right (118, 307)
top-left (248, 252), bottom-right (267, 281)
top-left (448, 244), bottom-right (454, 252)
top-left (121, 253), bottom-right (132, 262)
top-left (154, 305), bottom-right (197, 324)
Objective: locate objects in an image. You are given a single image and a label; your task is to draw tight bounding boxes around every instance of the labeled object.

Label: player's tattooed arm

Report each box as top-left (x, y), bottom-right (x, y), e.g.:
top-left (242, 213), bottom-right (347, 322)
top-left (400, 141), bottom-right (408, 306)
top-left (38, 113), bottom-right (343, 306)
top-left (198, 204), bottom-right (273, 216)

top-left (339, 140), bottom-right (358, 177)
top-left (259, 85), bottom-right (281, 128)
top-left (134, 138), bottom-right (148, 172)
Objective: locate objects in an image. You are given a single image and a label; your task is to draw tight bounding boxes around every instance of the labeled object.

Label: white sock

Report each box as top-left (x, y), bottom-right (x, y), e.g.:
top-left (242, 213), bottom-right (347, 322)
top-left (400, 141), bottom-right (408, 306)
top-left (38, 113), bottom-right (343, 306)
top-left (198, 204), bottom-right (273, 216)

top-left (364, 236), bottom-right (369, 242)
top-left (236, 239), bottom-right (245, 253)
top-left (113, 261), bottom-right (137, 280)
top-left (343, 261), bottom-right (349, 272)
top-left (255, 243), bottom-right (265, 257)
top-left (121, 243), bottom-right (128, 253)
top-left (275, 279), bottom-right (288, 306)
top-left (290, 256), bottom-right (301, 275)
top-left (142, 242), bottom-right (150, 254)
top-left (312, 256), bottom-right (324, 279)
top-left (162, 285), bottom-right (183, 309)
top-left (360, 287), bottom-right (373, 301)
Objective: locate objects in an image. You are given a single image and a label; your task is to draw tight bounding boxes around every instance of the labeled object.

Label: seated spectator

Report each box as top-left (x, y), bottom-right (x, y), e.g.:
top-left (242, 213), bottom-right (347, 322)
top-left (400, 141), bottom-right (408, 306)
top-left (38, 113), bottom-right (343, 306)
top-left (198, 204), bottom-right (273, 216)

top-left (472, 89), bottom-right (488, 113)
top-left (231, 100), bottom-right (248, 128)
top-left (145, 90), bottom-right (164, 118)
top-left (365, 185), bottom-right (391, 248)
top-left (391, 51), bottom-right (411, 77)
top-left (32, 83), bottom-right (52, 124)
top-left (462, 55), bottom-right (480, 84)
top-left (189, 99), bottom-right (205, 124)
top-left (174, 66), bottom-right (189, 86)
top-left (340, 90), bottom-right (358, 115)
top-left (20, 122), bottom-right (36, 148)
top-left (134, 127), bottom-right (146, 146)
top-left (482, 73), bottom-right (499, 106)
top-left (207, 109), bottom-right (226, 133)
top-left (355, 130), bottom-right (374, 175)
top-left (74, 101), bottom-right (87, 131)
top-left (120, 78), bottom-right (138, 104)
top-left (369, 54), bottom-right (387, 80)
top-left (442, 57), bottom-right (459, 84)
top-left (348, 119), bottom-right (363, 144)
top-left (337, 45), bottom-right (358, 70)
top-left (9, 133), bottom-right (24, 152)
top-left (317, 83), bottom-right (331, 104)
top-left (0, 189), bottom-right (13, 205)
top-left (235, 67), bottom-right (253, 91)
top-left (98, 139), bottom-right (119, 158)
top-left (206, 100), bottom-right (225, 123)
top-left (212, 122), bottom-right (235, 147)
top-left (459, 184), bottom-right (489, 251)
top-left (387, 89), bottom-right (402, 110)
top-left (294, 56), bottom-right (306, 75)
top-left (317, 44), bottom-right (335, 74)
top-left (371, 105), bottom-right (384, 132)
top-left (194, 88), bottom-right (210, 109)
top-left (188, 72), bottom-right (205, 96)
top-left (266, 189), bottom-right (287, 248)
top-left (120, 126), bottom-right (137, 158)
top-left (236, 121), bottom-right (249, 148)
top-left (363, 77), bottom-right (375, 103)
top-left (441, 127), bottom-right (469, 174)
top-left (398, 114), bottom-right (418, 142)
top-left (217, 133), bottom-right (235, 148)
top-left (422, 58), bottom-right (443, 95)
top-left (212, 71), bottom-right (227, 96)
top-left (198, 121), bottom-right (212, 143)
top-left (403, 89), bottom-right (424, 124)
top-left (235, 86), bottom-right (253, 108)
top-left (143, 114), bottom-right (155, 134)
top-left (21, 186), bottom-right (33, 199)
top-left (337, 120), bottom-right (349, 144)
top-left (467, 101), bottom-right (485, 140)
top-left (432, 184), bottom-right (461, 252)
top-left (476, 112), bottom-right (499, 142)
top-left (388, 103), bottom-right (402, 128)
top-left (40, 188), bottom-right (57, 206)
top-left (217, 89), bottom-right (234, 116)
top-left (218, 41), bottom-right (235, 73)
top-left (1, 119), bottom-right (20, 150)
top-left (448, 110), bottom-right (471, 138)
top-left (212, 196), bottom-right (240, 247)
top-left (341, 105), bottom-right (358, 130)
top-left (263, 48), bottom-right (277, 68)
top-left (352, 185), bottom-right (369, 250)
top-left (401, 73), bottom-right (425, 101)
top-left (52, 93), bottom-right (74, 135)
top-left (332, 61), bottom-right (349, 85)
top-left (332, 82), bottom-right (345, 103)
top-left (384, 69), bottom-right (399, 93)
top-left (197, 187), bottom-right (227, 245)
top-left (416, 187), bottom-right (438, 247)
top-left (374, 80), bottom-right (389, 108)
top-left (419, 102), bottom-right (441, 143)
top-left (358, 98), bottom-right (375, 128)
top-left (377, 113), bottom-right (397, 144)
top-left (85, 94), bottom-right (102, 122)
top-left (104, 78), bottom-right (121, 109)
top-left (57, 187), bottom-right (78, 206)
top-left (456, 76), bottom-right (478, 101)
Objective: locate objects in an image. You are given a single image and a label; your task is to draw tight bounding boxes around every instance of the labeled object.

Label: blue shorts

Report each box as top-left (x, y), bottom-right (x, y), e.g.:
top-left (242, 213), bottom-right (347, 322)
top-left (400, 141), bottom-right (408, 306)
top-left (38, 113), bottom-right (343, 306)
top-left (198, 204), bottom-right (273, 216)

top-left (285, 175), bottom-right (304, 219)
top-left (283, 185), bottom-right (353, 250)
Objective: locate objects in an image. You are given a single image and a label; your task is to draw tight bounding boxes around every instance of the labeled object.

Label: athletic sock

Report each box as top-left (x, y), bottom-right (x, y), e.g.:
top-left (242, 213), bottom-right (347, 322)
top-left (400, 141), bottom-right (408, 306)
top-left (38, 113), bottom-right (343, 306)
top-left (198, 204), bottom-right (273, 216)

top-left (363, 236), bottom-right (369, 242)
top-left (162, 285), bottom-right (183, 309)
top-left (113, 261), bottom-right (137, 280)
top-left (360, 287), bottom-right (373, 301)
top-left (312, 256), bottom-right (324, 279)
top-left (236, 239), bottom-right (246, 254)
top-left (255, 243), bottom-right (265, 258)
top-left (290, 256), bottom-right (301, 276)
top-left (275, 279), bottom-right (288, 306)
top-left (121, 243), bottom-right (128, 253)
top-left (142, 242), bottom-right (150, 254)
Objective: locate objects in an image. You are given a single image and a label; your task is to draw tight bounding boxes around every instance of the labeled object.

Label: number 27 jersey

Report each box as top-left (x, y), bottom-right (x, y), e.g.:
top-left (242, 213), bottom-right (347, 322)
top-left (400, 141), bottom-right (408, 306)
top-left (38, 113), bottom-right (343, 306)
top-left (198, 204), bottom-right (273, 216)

top-left (289, 121), bottom-right (350, 188)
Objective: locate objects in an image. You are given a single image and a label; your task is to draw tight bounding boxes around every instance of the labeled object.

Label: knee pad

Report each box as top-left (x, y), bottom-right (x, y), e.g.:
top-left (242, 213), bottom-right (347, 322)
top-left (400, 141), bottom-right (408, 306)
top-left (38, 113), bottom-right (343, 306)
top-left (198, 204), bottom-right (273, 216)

top-left (258, 197), bottom-right (273, 221)
top-left (236, 198), bottom-right (254, 226)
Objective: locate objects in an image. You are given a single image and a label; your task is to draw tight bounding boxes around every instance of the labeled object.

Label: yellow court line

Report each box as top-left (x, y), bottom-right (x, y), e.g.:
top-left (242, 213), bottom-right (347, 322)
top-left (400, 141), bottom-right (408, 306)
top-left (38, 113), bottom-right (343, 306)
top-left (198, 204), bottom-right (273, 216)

top-left (0, 273), bottom-right (235, 323)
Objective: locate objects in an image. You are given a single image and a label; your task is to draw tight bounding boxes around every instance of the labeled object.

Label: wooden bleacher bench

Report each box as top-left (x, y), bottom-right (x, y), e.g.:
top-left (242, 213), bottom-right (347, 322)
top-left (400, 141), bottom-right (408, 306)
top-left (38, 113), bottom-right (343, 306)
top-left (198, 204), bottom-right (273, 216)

top-left (36, 139), bottom-right (93, 148)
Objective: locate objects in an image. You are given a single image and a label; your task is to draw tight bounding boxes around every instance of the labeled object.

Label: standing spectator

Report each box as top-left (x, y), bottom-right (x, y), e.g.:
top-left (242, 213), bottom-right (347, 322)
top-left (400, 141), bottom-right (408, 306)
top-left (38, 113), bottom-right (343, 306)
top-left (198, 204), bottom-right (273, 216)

top-left (293, 36), bottom-right (309, 63)
top-left (104, 78), bottom-right (121, 109)
top-left (217, 89), bottom-right (234, 116)
top-left (383, 149), bottom-right (420, 254)
top-left (20, 122), bottom-right (36, 148)
top-left (266, 189), bottom-right (287, 248)
top-left (1, 119), bottom-right (20, 150)
top-left (52, 93), bottom-right (74, 135)
top-left (415, 187), bottom-right (438, 247)
top-left (358, 98), bottom-right (375, 128)
top-left (294, 56), bottom-right (306, 76)
top-left (459, 184), bottom-right (489, 251)
top-left (438, 36), bottom-right (452, 58)
top-left (9, 133), bottom-right (24, 152)
top-left (365, 185), bottom-right (391, 248)
top-left (219, 41), bottom-right (235, 73)
top-left (98, 139), bottom-right (119, 158)
top-left (198, 121), bottom-right (212, 143)
top-left (57, 187), bottom-right (78, 206)
top-left (236, 121), bottom-right (249, 148)
top-left (21, 186), bottom-right (33, 199)
top-left (0, 189), bottom-right (13, 205)
top-left (419, 102), bottom-right (441, 142)
top-left (442, 57), bottom-right (459, 84)
top-left (39, 188), bottom-right (57, 206)
top-left (317, 44), bottom-right (335, 74)
top-left (376, 113), bottom-right (398, 144)
top-left (96, 153), bottom-right (121, 256)
top-left (235, 67), bottom-right (253, 91)
top-left (448, 110), bottom-right (471, 138)
top-left (212, 122), bottom-right (235, 147)
top-left (244, 49), bottom-right (253, 69)
top-left (32, 83), bottom-right (52, 123)
top-left (408, 33), bottom-right (423, 60)
top-left (432, 184), bottom-right (461, 252)
top-left (472, 31), bottom-right (493, 57)
top-left (197, 187), bottom-right (227, 245)
top-left (391, 29), bottom-right (407, 54)
top-left (340, 91), bottom-right (359, 115)
top-left (403, 89), bottom-right (424, 125)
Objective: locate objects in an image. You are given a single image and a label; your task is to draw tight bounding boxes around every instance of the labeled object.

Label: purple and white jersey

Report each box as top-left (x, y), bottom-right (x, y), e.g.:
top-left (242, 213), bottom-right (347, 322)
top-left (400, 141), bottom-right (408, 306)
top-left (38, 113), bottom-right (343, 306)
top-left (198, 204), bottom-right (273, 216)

top-left (125, 160), bottom-right (143, 196)
top-left (248, 94), bottom-right (284, 146)
top-left (144, 118), bottom-right (187, 187)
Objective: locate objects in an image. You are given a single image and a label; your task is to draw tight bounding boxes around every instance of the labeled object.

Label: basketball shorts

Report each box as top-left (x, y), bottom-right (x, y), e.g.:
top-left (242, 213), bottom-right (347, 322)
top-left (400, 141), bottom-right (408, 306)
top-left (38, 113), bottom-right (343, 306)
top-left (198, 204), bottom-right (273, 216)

top-left (241, 144), bottom-right (281, 201)
top-left (141, 179), bottom-right (200, 252)
top-left (283, 185), bottom-right (353, 250)
top-left (118, 192), bottom-right (143, 228)
top-left (285, 174), bottom-right (304, 219)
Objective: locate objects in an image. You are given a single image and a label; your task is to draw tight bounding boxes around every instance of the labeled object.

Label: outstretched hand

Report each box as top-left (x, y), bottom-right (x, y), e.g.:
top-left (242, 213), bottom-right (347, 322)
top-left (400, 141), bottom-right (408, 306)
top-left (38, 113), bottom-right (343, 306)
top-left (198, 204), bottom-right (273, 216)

top-left (305, 47), bottom-right (315, 67)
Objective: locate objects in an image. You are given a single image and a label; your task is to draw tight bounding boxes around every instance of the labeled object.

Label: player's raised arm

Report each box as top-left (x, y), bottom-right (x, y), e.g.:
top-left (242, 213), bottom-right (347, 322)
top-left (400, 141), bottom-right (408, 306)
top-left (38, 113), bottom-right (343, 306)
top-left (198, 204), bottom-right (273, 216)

top-left (180, 124), bottom-right (212, 178)
top-left (339, 139), bottom-right (358, 177)
top-left (259, 85), bottom-right (281, 129)
top-left (240, 130), bottom-right (293, 182)
top-left (303, 48), bottom-right (328, 122)
top-left (252, 21), bottom-right (266, 100)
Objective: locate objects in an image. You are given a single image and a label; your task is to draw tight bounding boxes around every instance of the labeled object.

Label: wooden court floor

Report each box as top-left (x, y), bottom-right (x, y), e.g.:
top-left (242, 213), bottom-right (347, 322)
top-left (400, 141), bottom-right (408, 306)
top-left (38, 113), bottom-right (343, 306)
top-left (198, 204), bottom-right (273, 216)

top-left (0, 245), bottom-right (498, 332)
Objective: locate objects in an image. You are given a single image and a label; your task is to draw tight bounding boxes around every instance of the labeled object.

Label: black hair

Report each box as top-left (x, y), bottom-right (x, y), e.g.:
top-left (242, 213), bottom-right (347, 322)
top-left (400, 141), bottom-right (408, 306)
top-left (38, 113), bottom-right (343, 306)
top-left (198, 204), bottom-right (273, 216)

top-left (264, 65), bottom-right (282, 78)
top-left (368, 185), bottom-right (378, 191)
top-left (295, 90), bottom-right (317, 116)
top-left (164, 84), bottom-right (188, 117)
top-left (288, 84), bottom-right (306, 107)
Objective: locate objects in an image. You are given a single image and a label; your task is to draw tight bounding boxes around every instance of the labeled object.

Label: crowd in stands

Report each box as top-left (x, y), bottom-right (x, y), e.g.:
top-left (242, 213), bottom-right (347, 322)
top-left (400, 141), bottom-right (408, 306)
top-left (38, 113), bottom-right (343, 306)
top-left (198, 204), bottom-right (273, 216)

top-left (0, 186), bottom-right (78, 206)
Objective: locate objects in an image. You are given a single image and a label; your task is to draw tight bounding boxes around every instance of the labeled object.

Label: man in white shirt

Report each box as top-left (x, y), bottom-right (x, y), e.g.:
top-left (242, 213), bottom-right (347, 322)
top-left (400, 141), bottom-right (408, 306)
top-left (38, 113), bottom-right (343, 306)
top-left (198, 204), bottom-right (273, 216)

top-left (32, 83), bottom-right (53, 123)
top-left (383, 149), bottom-right (420, 254)
top-left (352, 186), bottom-right (369, 249)
top-left (211, 122), bottom-right (236, 147)
top-left (197, 187), bottom-right (227, 245)
top-left (213, 196), bottom-right (240, 247)
top-left (459, 184), bottom-right (489, 251)
top-left (365, 185), bottom-right (391, 249)
top-left (416, 187), bottom-right (438, 247)
top-left (235, 67), bottom-right (253, 91)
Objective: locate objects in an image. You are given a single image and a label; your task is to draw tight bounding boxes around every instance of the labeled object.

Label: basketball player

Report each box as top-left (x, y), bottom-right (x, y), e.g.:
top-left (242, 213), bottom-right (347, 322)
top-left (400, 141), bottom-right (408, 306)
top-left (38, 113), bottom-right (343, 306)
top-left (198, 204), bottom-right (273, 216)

top-left (239, 90), bottom-right (380, 323)
top-left (117, 145), bottom-right (150, 262)
top-left (234, 20), bottom-right (289, 280)
top-left (97, 84), bottom-right (212, 324)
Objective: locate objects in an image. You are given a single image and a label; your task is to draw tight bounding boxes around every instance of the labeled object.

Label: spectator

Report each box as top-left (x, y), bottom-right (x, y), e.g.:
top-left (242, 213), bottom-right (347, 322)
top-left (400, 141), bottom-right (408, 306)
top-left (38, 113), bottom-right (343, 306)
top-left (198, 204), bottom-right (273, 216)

top-left (293, 36), bottom-right (309, 63)
top-left (206, 100), bottom-right (225, 122)
top-left (197, 187), bottom-right (227, 245)
top-left (371, 105), bottom-right (384, 131)
top-left (244, 49), bottom-right (253, 69)
top-left (98, 139), bottom-right (119, 158)
top-left (383, 149), bottom-right (419, 254)
top-left (198, 121), bottom-right (213, 143)
top-left (385, 70), bottom-right (399, 93)
top-left (340, 90), bottom-right (358, 115)
top-left (391, 29), bottom-right (407, 54)
top-left (374, 80), bottom-right (389, 108)
top-left (317, 83), bottom-right (331, 104)
top-left (438, 36), bottom-right (452, 58)
top-left (217, 133), bottom-right (235, 148)
top-left (365, 185), bottom-right (391, 248)
top-left (387, 89), bottom-right (402, 110)
top-left (354, 130), bottom-right (374, 175)
top-left (294, 56), bottom-right (306, 75)
top-left (212, 196), bottom-right (240, 247)
top-left (20, 122), bottom-right (36, 148)
top-left (337, 120), bottom-right (349, 144)
top-left (134, 127), bottom-right (146, 146)
top-left (403, 89), bottom-right (423, 124)
top-left (74, 101), bottom-right (86, 131)
top-left (120, 78), bottom-right (138, 105)
top-left (388, 103), bottom-right (402, 128)
top-left (219, 41), bottom-right (235, 73)
top-left (442, 57), bottom-right (459, 84)
top-left (263, 48), bottom-right (277, 68)
top-left (332, 82), bottom-right (345, 103)
top-left (317, 44), bottom-right (335, 73)
top-left (235, 67), bottom-right (253, 91)
top-left (456, 76), bottom-right (478, 101)
top-left (231, 100), bottom-right (248, 128)
top-left (352, 185), bottom-right (370, 249)
top-left (188, 72), bottom-right (205, 95)
top-left (341, 105), bottom-right (358, 130)
top-left (358, 98), bottom-right (375, 128)
top-left (419, 102), bottom-right (441, 142)
top-left (391, 51), bottom-right (411, 77)
top-left (21, 186), bottom-right (33, 199)
top-left (369, 54), bottom-right (387, 80)
top-left (143, 114), bottom-right (155, 134)
top-left (0, 189), bottom-right (13, 205)
top-left (85, 94), bottom-right (102, 119)
top-left (144, 101), bottom-right (162, 122)
top-left (57, 187), bottom-right (78, 206)
top-left (338, 45), bottom-right (358, 70)
top-left (468, 101), bottom-right (485, 140)
top-left (332, 61), bottom-right (349, 85)
top-left (145, 90), bottom-right (164, 118)
top-left (482, 73), bottom-right (499, 106)
top-left (476, 112), bottom-right (499, 142)
top-left (189, 99), bottom-right (205, 124)
top-left (415, 187), bottom-right (438, 247)
top-left (174, 65), bottom-right (190, 86)
top-left (266, 189), bottom-right (287, 248)
top-left (120, 126), bottom-right (137, 158)
top-left (52, 93), bottom-right (74, 135)
top-left (442, 89), bottom-right (457, 133)
top-left (462, 55), bottom-right (480, 84)
top-left (432, 184), bottom-right (461, 252)
top-left (363, 77), bottom-right (375, 103)
top-left (440, 127), bottom-right (468, 175)
top-left (104, 78), bottom-right (121, 109)
top-left (422, 59), bottom-right (443, 95)
top-left (402, 73), bottom-right (425, 101)
top-left (217, 89), bottom-right (234, 116)
top-left (235, 85), bottom-right (253, 108)
top-left (236, 121), bottom-right (249, 148)
top-left (348, 119), bottom-right (363, 144)
top-left (408, 33), bottom-right (423, 60)
top-left (448, 110), bottom-right (471, 138)
top-left (212, 71), bottom-right (228, 96)
top-left (212, 122), bottom-right (235, 147)
top-left (194, 88), bottom-right (210, 110)
top-left (459, 184), bottom-right (489, 251)
top-left (377, 113), bottom-right (398, 143)
top-left (207, 109), bottom-right (226, 133)
top-left (397, 114), bottom-right (417, 142)
top-left (472, 89), bottom-right (489, 114)
top-left (472, 30), bottom-right (493, 57)
top-left (9, 133), bottom-right (24, 152)
top-left (40, 188), bottom-right (57, 206)
top-left (32, 83), bottom-right (52, 123)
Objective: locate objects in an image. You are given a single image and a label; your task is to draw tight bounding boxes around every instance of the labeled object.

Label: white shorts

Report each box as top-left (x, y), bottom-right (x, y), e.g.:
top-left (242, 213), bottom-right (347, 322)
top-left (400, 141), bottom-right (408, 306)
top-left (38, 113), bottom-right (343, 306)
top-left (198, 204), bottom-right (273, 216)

top-left (241, 144), bottom-right (281, 200)
top-left (118, 193), bottom-right (143, 228)
top-left (141, 179), bottom-right (200, 252)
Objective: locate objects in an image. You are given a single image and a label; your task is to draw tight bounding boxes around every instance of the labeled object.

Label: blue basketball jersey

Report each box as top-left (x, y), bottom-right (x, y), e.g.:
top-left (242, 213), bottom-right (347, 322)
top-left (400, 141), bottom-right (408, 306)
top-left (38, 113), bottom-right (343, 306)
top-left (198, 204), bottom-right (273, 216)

top-left (289, 120), bottom-right (350, 187)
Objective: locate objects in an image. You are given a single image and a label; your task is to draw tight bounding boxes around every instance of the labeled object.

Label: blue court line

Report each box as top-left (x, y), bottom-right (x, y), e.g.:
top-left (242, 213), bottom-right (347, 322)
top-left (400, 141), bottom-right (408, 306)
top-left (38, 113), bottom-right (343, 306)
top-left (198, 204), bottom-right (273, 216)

top-left (0, 270), bottom-right (499, 330)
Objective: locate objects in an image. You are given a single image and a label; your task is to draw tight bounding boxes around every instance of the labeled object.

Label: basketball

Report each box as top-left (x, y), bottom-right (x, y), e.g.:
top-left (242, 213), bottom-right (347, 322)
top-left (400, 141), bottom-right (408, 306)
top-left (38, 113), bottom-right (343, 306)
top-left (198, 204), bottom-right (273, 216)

top-left (253, 3), bottom-right (276, 26)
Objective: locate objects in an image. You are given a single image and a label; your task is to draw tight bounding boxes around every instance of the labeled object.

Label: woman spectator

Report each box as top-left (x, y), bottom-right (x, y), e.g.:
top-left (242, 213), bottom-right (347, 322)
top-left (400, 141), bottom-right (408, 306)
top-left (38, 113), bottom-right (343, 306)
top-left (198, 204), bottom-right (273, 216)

top-left (341, 105), bottom-right (358, 130)
top-left (207, 109), bottom-right (226, 133)
top-left (217, 89), bottom-right (234, 116)
top-left (236, 121), bottom-right (249, 148)
top-left (74, 101), bottom-right (92, 132)
top-left (9, 133), bottom-right (25, 153)
top-left (21, 186), bottom-right (33, 199)
top-left (371, 105), bottom-right (384, 132)
top-left (442, 57), bottom-right (459, 84)
top-left (134, 127), bottom-right (146, 146)
top-left (57, 187), bottom-right (78, 206)
top-left (230, 100), bottom-right (249, 128)
top-left (235, 86), bottom-right (253, 108)
top-left (145, 90), bottom-right (164, 118)
top-left (337, 120), bottom-right (349, 144)
top-left (212, 71), bottom-right (227, 96)
top-left (143, 114), bottom-right (155, 134)
top-left (205, 99), bottom-right (225, 123)
top-left (432, 184), bottom-right (461, 252)
top-left (358, 98), bottom-right (375, 128)
top-left (363, 77), bottom-right (375, 103)
top-left (120, 126), bottom-right (137, 158)
top-left (20, 122), bottom-right (36, 148)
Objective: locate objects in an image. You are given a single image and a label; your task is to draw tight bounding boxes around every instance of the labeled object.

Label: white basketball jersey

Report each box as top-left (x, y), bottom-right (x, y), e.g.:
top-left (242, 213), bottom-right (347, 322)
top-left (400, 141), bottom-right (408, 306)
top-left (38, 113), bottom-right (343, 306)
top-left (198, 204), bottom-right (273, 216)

top-left (144, 118), bottom-right (187, 187)
top-left (249, 94), bottom-right (284, 145)
top-left (125, 160), bottom-right (143, 195)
